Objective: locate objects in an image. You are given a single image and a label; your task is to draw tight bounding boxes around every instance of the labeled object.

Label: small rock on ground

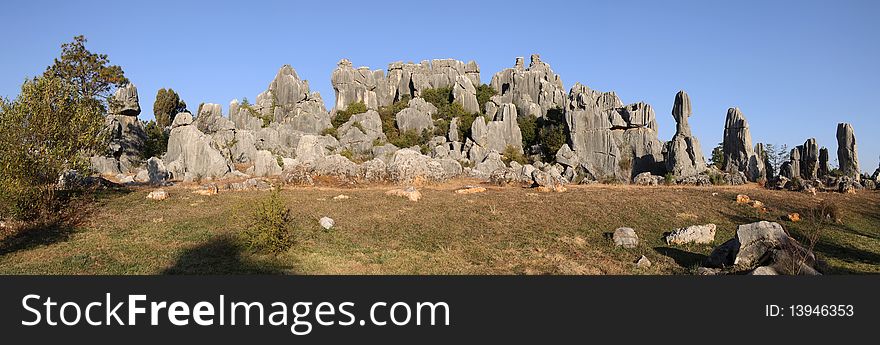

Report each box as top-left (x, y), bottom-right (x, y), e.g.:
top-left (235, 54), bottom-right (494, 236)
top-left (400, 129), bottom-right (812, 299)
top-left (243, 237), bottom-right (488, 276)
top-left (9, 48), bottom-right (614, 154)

top-left (386, 187), bottom-right (421, 202)
top-left (613, 227), bottom-right (639, 248)
top-left (455, 186), bottom-right (486, 194)
top-left (146, 189), bottom-right (168, 200)
top-left (635, 255), bottom-right (651, 268)
top-left (319, 217), bottom-right (334, 230)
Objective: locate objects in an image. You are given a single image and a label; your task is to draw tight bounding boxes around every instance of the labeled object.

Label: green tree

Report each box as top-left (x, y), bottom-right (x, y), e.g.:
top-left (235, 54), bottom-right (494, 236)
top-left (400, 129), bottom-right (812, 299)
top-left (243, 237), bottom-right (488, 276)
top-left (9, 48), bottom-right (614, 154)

top-left (153, 88), bottom-right (187, 128)
top-left (0, 76), bottom-right (108, 220)
top-left (143, 120), bottom-right (168, 158)
top-left (710, 143), bottom-right (724, 169)
top-left (475, 84), bottom-right (497, 113)
top-left (43, 35), bottom-right (128, 109)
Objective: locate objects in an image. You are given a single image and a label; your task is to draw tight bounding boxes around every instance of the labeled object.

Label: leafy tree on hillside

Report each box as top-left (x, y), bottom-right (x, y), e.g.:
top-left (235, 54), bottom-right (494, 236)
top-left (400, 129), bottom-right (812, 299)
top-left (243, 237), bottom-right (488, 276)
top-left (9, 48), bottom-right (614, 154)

top-left (43, 35), bottom-right (128, 109)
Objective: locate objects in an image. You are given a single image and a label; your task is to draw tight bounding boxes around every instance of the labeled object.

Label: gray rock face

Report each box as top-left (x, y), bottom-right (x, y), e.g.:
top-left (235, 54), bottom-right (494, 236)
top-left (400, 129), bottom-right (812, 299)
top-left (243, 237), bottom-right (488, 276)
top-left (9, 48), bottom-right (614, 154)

top-left (387, 59), bottom-right (481, 105)
top-left (452, 75), bottom-right (479, 114)
top-left (249, 150), bottom-right (282, 177)
top-left (109, 84), bottom-right (141, 116)
top-left (490, 54), bottom-right (565, 118)
top-left (818, 147), bottom-right (830, 178)
top-left (295, 134), bottom-right (339, 164)
top-left (164, 113), bottom-right (231, 180)
top-left (722, 107), bottom-right (764, 181)
top-left (665, 91), bottom-right (707, 178)
top-left (665, 224), bottom-right (717, 245)
top-left (100, 114), bottom-right (146, 173)
top-left (313, 154), bottom-right (359, 180)
top-left (338, 110), bottom-right (387, 154)
top-left (836, 123), bottom-right (860, 181)
top-left (396, 107), bottom-right (435, 134)
top-left (562, 83), bottom-right (663, 180)
top-left (706, 221), bottom-right (820, 275)
top-left (255, 65), bottom-right (331, 134)
top-left (788, 147), bottom-right (802, 179)
top-left (331, 59), bottom-right (390, 111)
top-left (613, 227), bottom-right (638, 248)
top-left (798, 138), bottom-right (819, 180)
top-left (195, 103), bottom-right (234, 135)
top-left (469, 103), bottom-right (523, 158)
top-left (387, 148), bottom-right (460, 183)
top-left (145, 157), bottom-right (169, 185)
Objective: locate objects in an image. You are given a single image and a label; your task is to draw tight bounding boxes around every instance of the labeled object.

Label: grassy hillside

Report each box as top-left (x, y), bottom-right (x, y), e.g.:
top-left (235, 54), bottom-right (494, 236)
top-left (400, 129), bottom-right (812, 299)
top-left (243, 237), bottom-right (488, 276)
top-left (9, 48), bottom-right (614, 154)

top-left (1, 180), bottom-right (877, 274)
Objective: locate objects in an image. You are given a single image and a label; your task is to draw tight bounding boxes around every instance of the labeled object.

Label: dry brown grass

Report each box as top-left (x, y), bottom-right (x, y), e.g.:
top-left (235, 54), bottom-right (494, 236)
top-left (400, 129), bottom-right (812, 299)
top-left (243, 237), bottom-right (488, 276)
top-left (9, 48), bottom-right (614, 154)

top-left (0, 180), bottom-right (877, 275)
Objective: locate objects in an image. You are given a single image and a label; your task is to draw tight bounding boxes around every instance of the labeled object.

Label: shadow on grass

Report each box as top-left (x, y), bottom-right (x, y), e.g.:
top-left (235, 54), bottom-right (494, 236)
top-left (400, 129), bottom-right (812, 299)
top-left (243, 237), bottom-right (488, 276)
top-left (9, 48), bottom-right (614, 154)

top-left (162, 234), bottom-right (288, 274)
top-left (653, 247), bottom-right (708, 268)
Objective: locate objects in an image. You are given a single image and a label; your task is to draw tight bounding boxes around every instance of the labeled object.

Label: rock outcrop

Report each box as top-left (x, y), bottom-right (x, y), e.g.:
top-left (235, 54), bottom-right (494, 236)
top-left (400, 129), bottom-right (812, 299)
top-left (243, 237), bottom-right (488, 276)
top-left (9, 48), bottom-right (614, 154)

top-left (798, 138), bottom-right (819, 180)
top-left (395, 98), bottom-right (436, 134)
top-left (331, 59), bottom-right (389, 111)
top-left (818, 147), bottom-right (830, 178)
top-left (467, 102), bottom-right (523, 162)
top-left (665, 91), bottom-right (707, 178)
top-left (836, 123), bottom-right (860, 181)
top-left (705, 221), bottom-right (820, 275)
top-left (490, 54), bottom-right (565, 118)
top-left (92, 84), bottom-right (146, 175)
top-left (722, 107), bottom-right (764, 181)
top-left (163, 112), bottom-right (231, 180)
top-left (337, 110), bottom-right (387, 154)
top-left (256, 65), bottom-right (331, 134)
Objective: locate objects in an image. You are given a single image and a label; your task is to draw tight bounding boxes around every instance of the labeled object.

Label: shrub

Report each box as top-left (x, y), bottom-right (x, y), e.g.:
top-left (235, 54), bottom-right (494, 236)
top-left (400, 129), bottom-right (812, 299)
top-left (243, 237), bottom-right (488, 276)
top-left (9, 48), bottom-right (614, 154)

top-left (502, 145), bottom-right (527, 165)
top-left (421, 87), bottom-right (452, 108)
top-left (378, 96), bottom-right (411, 136)
top-left (818, 199), bottom-right (841, 224)
top-left (518, 115), bottom-right (537, 147)
top-left (708, 171), bottom-right (726, 186)
top-left (320, 127), bottom-right (338, 139)
top-left (0, 75), bottom-right (108, 221)
top-left (664, 173), bottom-right (675, 185)
top-left (339, 149), bottom-right (354, 161)
top-left (456, 113), bottom-right (482, 141)
top-left (475, 84), bottom-right (497, 113)
top-left (242, 190), bottom-right (294, 257)
top-left (388, 129), bottom-right (431, 149)
top-left (332, 101), bottom-right (367, 128)
top-left (143, 120), bottom-right (168, 159)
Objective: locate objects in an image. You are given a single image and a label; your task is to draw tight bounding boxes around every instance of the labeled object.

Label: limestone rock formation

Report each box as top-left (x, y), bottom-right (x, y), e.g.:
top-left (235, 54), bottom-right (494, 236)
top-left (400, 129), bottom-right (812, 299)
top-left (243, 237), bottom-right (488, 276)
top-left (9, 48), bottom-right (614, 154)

top-left (387, 59), bottom-right (480, 103)
top-left (706, 221), bottom-right (820, 275)
top-left (92, 83), bottom-right (147, 174)
top-left (467, 102), bottom-right (523, 162)
top-left (836, 123), bottom-right (860, 181)
top-left (395, 100), bottom-right (435, 134)
top-left (109, 84), bottom-right (141, 116)
top-left (490, 54), bottom-right (565, 118)
top-left (452, 75), bottom-right (479, 114)
top-left (195, 103), bottom-right (234, 135)
top-left (338, 110), bottom-right (387, 154)
top-left (331, 59), bottom-right (390, 111)
top-left (798, 138), bottom-right (819, 180)
top-left (722, 107), bottom-right (764, 181)
top-left (664, 91), bottom-right (707, 178)
top-left (818, 147), bottom-right (830, 178)
top-left (163, 112), bottom-right (231, 180)
top-left (255, 65), bottom-right (331, 134)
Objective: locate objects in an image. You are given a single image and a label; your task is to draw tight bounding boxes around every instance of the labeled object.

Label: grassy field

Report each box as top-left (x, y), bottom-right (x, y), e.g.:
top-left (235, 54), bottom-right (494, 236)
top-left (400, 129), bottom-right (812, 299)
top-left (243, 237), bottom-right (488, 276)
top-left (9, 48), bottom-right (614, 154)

top-left (1, 179), bottom-right (878, 275)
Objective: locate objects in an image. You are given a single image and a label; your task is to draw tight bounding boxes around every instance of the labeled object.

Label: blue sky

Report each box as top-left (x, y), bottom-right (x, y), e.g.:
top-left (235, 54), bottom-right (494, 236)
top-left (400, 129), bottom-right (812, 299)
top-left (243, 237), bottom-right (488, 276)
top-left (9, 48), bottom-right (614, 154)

top-left (1, 0), bottom-right (878, 172)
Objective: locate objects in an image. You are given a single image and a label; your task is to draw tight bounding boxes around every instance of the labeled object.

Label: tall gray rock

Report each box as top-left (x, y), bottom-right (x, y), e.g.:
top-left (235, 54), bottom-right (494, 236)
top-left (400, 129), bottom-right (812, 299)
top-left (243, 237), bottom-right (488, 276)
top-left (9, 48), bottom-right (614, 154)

top-left (836, 123), bottom-right (860, 181)
top-left (468, 102), bottom-right (523, 161)
top-left (561, 83), bottom-right (663, 180)
top-left (818, 147), bottom-right (830, 178)
top-left (788, 147), bottom-right (801, 179)
top-left (799, 138), bottom-right (819, 180)
top-left (396, 98), bottom-right (436, 134)
top-left (452, 75), bottom-right (480, 114)
top-left (665, 91), bottom-right (707, 178)
top-left (490, 54), bottom-right (565, 118)
top-left (722, 107), bottom-right (764, 181)
top-left (386, 59), bottom-right (480, 104)
top-left (163, 112), bottom-right (231, 180)
top-left (109, 84), bottom-right (141, 116)
top-left (254, 65), bottom-right (331, 134)
top-left (93, 83), bottom-right (146, 174)
top-left (195, 103), bottom-right (234, 134)
top-left (338, 110), bottom-right (387, 154)
top-left (331, 59), bottom-right (390, 111)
